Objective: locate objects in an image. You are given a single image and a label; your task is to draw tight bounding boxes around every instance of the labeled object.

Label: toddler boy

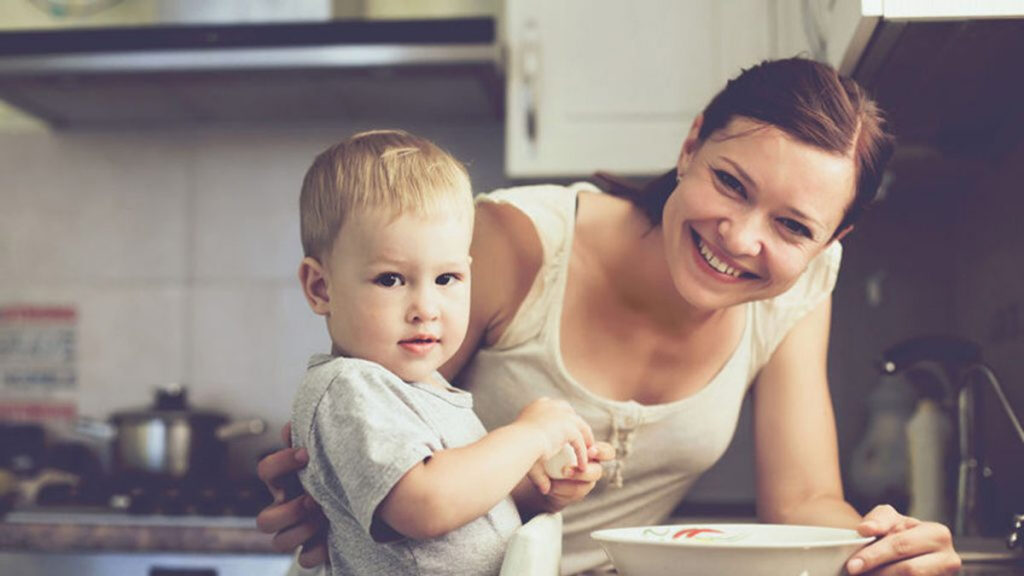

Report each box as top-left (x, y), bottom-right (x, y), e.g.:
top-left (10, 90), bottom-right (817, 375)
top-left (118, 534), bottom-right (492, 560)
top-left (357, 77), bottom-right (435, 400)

top-left (291, 130), bottom-right (594, 575)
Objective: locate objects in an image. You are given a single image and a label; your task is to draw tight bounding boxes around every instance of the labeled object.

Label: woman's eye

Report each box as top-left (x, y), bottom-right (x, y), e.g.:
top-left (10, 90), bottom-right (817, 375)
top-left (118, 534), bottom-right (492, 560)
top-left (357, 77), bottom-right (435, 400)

top-left (436, 273), bottom-right (460, 286)
top-left (714, 170), bottom-right (746, 197)
top-left (779, 218), bottom-right (812, 239)
top-left (374, 273), bottom-right (404, 287)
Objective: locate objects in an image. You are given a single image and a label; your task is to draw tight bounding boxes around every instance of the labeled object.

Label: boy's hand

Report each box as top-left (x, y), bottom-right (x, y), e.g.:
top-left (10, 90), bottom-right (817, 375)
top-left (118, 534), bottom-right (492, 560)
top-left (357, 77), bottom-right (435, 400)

top-left (514, 397), bottom-right (594, 472)
top-left (527, 442), bottom-right (615, 510)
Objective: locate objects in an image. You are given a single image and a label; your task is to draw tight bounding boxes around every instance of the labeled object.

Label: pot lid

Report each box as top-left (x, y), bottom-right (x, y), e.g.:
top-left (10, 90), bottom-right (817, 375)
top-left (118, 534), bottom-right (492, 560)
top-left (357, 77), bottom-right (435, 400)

top-left (110, 383), bottom-right (228, 421)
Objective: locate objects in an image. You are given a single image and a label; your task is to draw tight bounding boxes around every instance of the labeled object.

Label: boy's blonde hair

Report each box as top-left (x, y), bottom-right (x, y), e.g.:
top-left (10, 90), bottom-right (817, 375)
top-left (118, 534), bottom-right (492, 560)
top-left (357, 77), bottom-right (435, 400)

top-left (300, 129), bottom-right (473, 261)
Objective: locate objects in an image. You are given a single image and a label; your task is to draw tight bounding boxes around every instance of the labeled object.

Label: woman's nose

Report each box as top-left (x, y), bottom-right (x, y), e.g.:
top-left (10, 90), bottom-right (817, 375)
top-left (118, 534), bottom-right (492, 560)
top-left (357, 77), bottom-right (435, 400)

top-left (407, 287), bottom-right (440, 323)
top-left (718, 212), bottom-right (764, 257)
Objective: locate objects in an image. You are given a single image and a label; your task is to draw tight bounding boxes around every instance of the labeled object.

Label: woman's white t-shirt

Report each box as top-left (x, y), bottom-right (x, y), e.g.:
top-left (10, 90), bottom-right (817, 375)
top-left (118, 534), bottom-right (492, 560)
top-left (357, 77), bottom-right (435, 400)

top-left (460, 183), bottom-right (842, 575)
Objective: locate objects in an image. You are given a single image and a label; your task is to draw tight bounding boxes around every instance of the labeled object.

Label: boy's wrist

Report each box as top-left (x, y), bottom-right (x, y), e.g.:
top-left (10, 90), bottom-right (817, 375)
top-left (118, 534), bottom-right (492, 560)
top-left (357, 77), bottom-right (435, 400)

top-left (503, 421), bottom-right (549, 459)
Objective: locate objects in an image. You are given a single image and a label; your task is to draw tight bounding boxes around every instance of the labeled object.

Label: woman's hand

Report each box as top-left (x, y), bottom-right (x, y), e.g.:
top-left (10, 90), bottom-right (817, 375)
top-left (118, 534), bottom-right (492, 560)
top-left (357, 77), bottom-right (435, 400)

top-left (255, 423), bottom-right (329, 569)
top-left (845, 505), bottom-right (961, 575)
top-left (526, 441), bottom-right (616, 511)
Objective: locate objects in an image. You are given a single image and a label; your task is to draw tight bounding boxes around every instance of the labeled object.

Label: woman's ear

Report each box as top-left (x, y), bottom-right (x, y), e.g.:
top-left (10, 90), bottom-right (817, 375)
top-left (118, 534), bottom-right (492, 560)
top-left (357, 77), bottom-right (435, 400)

top-left (677, 114), bottom-right (704, 174)
top-left (298, 257), bottom-right (331, 316)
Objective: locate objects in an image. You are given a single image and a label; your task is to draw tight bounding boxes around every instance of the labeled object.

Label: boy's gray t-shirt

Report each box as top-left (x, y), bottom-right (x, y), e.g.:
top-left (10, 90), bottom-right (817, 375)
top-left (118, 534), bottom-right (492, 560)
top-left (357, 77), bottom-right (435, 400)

top-left (291, 354), bottom-right (521, 576)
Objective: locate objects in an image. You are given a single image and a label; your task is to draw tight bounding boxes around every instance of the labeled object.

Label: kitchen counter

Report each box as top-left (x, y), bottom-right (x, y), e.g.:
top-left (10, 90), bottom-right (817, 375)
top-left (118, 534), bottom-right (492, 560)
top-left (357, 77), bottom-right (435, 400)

top-left (960, 566), bottom-right (1024, 575)
top-left (955, 536), bottom-right (1024, 576)
top-left (4, 511), bottom-right (1021, 575)
top-left (0, 509), bottom-right (276, 553)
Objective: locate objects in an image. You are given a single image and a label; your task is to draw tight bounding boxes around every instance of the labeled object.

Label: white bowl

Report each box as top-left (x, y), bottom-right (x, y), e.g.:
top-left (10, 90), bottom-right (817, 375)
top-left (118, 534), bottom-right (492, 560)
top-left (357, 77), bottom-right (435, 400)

top-left (591, 523), bottom-right (874, 576)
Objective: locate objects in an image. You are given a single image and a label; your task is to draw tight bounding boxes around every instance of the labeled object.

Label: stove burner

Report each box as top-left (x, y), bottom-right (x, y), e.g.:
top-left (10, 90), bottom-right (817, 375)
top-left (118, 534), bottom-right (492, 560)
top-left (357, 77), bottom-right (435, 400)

top-left (31, 476), bottom-right (272, 518)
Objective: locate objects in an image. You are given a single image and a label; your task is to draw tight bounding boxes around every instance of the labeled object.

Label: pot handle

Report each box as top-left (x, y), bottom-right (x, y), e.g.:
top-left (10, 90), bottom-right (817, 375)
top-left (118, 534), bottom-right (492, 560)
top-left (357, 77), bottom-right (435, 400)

top-left (73, 417), bottom-right (117, 441)
top-left (215, 418), bottom-right (266, 441)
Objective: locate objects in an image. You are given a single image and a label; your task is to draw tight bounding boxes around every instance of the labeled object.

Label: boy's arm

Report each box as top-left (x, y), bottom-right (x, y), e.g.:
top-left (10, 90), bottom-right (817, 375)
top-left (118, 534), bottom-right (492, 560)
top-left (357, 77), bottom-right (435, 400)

top-left (377, 397), bottom-right (594, 540)
top-left (376, 422), bottom-right (546, 540)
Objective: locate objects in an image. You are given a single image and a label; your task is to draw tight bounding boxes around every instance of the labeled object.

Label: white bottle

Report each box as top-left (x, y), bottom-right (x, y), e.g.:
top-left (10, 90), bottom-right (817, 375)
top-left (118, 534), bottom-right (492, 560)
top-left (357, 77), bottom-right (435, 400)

top-left (905, 398), bottom-right (953, 525)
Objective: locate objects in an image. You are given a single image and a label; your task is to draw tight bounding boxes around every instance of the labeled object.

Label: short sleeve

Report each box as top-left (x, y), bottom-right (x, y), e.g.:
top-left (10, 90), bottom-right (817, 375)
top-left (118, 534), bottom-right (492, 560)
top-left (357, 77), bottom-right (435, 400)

top-left (750, 242), bottom-right (843, 371)
top-left (298, 365), bottom-right (439, 536)
top-left (474, 183), bottom-right (591, 349)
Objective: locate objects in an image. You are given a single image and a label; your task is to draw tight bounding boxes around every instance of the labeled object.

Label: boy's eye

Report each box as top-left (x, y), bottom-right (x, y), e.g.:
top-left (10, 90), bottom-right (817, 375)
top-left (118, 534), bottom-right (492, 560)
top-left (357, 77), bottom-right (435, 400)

top-left (374, 273), bottom-right (405, 287)
top-left (435, 273), bottom-right (460, 286)
top-left (779, 218), bottom-right (812, 239)
top-left (714, 169), bottom-right (746, 197)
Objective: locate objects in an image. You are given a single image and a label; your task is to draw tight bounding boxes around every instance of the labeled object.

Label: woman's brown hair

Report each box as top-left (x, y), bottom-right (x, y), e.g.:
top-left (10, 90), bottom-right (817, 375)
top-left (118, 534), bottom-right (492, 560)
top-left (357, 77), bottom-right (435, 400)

top-left (597, 57), bottom-right (894, 239)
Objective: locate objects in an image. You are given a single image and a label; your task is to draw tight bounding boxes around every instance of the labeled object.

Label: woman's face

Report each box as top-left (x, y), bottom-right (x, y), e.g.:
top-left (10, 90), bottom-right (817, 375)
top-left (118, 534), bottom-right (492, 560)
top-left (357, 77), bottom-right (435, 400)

top-left (661, 116), bottom-right (856, 312)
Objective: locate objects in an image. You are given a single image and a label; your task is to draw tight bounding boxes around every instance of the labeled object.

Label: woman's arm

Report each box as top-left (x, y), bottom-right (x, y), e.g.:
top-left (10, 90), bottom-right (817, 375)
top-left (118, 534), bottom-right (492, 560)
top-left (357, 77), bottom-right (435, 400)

top-left (754, 295), bottom-right (960, 575)
top-left (752, 295), bottom-right (857, 526)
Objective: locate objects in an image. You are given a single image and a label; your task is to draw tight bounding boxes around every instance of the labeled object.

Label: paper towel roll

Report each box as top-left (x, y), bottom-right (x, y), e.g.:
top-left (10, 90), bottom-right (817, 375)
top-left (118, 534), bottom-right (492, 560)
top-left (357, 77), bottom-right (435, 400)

top-left (906, 399), bottom-right (953, 524)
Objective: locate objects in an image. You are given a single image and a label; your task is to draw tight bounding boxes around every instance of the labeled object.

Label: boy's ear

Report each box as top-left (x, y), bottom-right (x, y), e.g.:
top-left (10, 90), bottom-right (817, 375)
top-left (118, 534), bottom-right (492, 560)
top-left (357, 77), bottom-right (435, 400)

top-left (298, 257), bottom-right (331, 316)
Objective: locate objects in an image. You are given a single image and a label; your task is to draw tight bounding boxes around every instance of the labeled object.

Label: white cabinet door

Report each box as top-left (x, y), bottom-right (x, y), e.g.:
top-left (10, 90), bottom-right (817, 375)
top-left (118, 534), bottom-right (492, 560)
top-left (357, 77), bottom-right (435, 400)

top-left (803, 0), bottom-right (881, 73)
top-left (774, 0), bottom-right (817, 60)
top-left (504, 0), bottom-right (773, 178)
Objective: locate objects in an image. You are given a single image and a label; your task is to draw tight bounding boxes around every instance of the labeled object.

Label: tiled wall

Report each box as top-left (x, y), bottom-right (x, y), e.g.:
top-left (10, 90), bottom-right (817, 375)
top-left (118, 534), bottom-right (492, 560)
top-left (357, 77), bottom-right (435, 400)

top-left (0, 120), bottom-right (510, 476)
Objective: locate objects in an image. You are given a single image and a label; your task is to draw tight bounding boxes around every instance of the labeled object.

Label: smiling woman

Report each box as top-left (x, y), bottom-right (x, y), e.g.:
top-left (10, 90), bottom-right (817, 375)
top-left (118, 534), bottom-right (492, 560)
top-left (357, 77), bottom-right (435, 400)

top-left (660, 115), bottom-right (857, 313)
top-left (258, 58), bottom-right (963, 576)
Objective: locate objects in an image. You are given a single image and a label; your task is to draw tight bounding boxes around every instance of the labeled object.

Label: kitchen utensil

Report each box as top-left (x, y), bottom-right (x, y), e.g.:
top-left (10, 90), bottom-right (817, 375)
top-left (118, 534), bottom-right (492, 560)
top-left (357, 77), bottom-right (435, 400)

top-left (0, 422), bottom-right (46, 474)
top-left (75, 384), bottom-right (265, 482)
top-left (591, 523), bottom-right (873, 576)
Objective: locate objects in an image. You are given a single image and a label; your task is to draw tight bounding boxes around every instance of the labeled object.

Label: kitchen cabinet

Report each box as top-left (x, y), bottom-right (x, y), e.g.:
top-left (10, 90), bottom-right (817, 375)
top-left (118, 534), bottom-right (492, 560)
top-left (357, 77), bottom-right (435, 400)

top-left (805, 0), bottom-right (1024, 76)
top-left (796, 0), bottom-right (882, 73)
top-left (503, 0), bottom-right (776, 177)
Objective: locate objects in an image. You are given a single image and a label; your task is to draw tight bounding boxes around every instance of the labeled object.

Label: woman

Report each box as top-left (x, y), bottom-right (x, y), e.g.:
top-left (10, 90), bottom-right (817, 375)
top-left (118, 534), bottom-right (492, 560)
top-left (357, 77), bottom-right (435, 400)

top-left (258, 58), bottom-right (961, 575)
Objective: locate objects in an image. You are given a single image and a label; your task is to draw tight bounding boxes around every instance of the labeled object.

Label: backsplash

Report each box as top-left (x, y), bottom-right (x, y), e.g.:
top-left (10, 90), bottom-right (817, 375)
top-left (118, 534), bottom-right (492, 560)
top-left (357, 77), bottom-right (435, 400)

top-left (0, 120), bottom-right (511, 477)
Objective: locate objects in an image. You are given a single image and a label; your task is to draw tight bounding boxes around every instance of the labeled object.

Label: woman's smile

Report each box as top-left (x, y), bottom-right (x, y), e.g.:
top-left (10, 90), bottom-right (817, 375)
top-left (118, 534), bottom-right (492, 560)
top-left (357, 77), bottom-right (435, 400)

top-left (690, 227), bottom-right (759, 281)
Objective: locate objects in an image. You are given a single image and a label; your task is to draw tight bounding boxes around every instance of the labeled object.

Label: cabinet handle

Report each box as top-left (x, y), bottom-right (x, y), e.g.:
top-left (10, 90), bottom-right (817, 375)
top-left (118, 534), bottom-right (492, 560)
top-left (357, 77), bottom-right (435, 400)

top-left (150, 568), bottom-right (217, 576)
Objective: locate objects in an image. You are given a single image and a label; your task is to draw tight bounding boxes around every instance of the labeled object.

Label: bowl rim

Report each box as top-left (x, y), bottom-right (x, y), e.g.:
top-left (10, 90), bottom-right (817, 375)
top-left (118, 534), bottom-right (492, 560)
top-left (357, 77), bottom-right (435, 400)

top-left (590, 523), bottom-right (876, 550)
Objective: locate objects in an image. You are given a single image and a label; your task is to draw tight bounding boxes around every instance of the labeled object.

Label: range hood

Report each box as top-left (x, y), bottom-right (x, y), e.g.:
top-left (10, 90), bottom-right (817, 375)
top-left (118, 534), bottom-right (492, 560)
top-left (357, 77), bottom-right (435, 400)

top-left (0, 18), bottom-right (502, 128)
top-left (835, 7), bottom-right (1024, 159)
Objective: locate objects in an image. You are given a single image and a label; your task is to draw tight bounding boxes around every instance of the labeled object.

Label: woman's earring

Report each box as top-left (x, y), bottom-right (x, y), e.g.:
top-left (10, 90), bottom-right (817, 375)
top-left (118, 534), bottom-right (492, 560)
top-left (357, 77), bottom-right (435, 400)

top-left (676, 173), bottom-right (682, 184)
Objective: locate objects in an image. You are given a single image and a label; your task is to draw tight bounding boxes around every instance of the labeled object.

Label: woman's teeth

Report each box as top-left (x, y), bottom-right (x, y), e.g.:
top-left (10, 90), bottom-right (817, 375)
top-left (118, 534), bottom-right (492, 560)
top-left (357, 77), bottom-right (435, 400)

top-left (698, 238), bottom-right (742, 278)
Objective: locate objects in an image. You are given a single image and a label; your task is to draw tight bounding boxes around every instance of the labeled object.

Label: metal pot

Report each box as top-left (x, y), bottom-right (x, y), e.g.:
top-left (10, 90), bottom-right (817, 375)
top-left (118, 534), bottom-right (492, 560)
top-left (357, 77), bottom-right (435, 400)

top-left (76, 384), bottom-right (265, 481)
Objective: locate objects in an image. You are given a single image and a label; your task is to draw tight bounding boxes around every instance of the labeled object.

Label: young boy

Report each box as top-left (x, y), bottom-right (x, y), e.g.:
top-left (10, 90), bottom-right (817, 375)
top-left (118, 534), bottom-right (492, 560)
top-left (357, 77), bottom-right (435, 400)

top-left (292, 130), bottom-right (595, 575)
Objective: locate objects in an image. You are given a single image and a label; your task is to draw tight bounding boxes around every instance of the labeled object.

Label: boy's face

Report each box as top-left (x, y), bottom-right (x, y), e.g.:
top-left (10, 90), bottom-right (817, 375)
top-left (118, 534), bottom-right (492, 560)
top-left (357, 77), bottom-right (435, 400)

top-left (309, 208), bottom-right (473, 383)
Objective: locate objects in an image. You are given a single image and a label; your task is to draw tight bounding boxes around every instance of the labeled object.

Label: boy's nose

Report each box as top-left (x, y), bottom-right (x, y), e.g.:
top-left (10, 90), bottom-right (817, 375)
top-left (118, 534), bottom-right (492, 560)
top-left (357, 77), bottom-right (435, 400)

top-left (407, 289), bottom-right (440, 323)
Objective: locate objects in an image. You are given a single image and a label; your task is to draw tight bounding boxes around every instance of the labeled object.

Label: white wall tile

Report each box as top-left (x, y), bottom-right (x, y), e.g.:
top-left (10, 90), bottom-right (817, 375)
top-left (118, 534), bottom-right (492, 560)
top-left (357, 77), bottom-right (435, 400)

top-left (0, 133), bottom-right (59, 281)
top-left (191, 128), bottom-right (335, 280)
top-left (0, 132), bottom-right (190, 282)
top-left (188, 281), bottom-right (325, 472)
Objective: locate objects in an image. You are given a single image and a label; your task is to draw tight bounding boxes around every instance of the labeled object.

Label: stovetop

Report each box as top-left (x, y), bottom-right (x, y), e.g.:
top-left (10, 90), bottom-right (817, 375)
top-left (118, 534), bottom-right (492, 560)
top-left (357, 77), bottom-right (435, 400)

top-left (4, 507), bottom-right (259, 528)
top-left (5, 474), bottom-right (273, 523)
